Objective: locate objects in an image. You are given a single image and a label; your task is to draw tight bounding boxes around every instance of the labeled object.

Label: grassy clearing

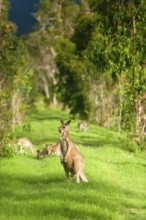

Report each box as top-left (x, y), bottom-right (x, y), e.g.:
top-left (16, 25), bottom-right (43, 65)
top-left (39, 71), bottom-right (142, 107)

top-left (0, 108), bottom-right (146, 220)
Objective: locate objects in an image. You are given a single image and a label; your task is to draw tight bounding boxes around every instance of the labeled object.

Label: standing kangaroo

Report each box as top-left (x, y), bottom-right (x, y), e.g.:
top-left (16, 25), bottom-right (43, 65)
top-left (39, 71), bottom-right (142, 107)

top-left (46, 119), bottom-right (88, 183)
top-left (59, 119), bottom-right (75, 163)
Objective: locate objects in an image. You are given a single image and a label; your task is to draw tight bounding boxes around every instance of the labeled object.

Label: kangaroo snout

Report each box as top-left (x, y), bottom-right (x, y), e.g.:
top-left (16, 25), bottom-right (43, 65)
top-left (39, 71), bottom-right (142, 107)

top-left (37, 149), bottom-right (40, 158)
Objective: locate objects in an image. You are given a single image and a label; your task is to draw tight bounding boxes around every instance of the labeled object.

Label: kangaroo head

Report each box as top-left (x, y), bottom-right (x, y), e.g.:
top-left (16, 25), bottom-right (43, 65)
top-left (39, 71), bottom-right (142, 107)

top-left (46, 144), bottom-right (54, 155)
top-left (58, 119), bottom-right (71, 135)
top-left (37, 149), bottom-right (40, 158)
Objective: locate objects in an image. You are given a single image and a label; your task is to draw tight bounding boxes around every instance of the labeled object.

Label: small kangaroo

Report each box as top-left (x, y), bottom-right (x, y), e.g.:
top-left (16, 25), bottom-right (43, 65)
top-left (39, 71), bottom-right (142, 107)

top-left (46, 119), bottom-right (88, 183)
top-left (78, 121), bottom-right (89, 131)
top-left (37, 144), bottom-right (53, 158)
top-left (16, 137), bottom-right (35, 154)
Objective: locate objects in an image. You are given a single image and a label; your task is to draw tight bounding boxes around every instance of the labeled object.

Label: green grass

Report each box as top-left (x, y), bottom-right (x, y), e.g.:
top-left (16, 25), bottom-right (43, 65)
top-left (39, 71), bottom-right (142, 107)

top-left (0, 108), bottom-right (146, 220)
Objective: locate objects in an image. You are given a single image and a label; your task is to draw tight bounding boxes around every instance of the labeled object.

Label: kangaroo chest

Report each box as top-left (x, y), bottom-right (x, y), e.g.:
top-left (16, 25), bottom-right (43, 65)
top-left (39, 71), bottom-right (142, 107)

top-left (60, 137), bottom-right (69, 157)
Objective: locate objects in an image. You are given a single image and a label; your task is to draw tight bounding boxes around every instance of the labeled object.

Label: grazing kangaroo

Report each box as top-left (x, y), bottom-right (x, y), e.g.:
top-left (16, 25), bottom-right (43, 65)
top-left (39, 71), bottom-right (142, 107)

top-left (46, 119), bottom-right (88, 183)
top-left (78, 121), bottom-right (89, 131)
top-left (37, 144), bottom-right (53, 158)
top-left (16, 137), bottom-right (35, 154)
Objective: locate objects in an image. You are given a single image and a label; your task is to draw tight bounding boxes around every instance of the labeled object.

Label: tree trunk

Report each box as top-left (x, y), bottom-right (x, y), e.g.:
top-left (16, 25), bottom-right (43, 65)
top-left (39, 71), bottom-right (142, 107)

top-left (0, 0), bottom-right (2, 13)
top-left (42, 75), bottom-right (50, 99)
top-left (11, 92), bottom-right (17, 133)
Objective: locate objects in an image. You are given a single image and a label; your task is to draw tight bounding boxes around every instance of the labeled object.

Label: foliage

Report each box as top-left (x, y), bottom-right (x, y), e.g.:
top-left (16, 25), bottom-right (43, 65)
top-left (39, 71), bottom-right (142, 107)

top-left (25, 0), bottom-right (81, 106)
top-left (1, 0), bottom-right (146, 154)
top-left (55, 38), bottom-right (92, 119)
top-left (119, 133), bottom-right (139, 153)
top-left (72, 14), bottom-right (97, 51)
top-left (119, 132), bottom-right (146, 153)
top-left (25, 0), bottom-right (146, 147)
top-left (0, 0), bottom-right (33, 156)
top-left (87, 0), bottom-right (146, 141)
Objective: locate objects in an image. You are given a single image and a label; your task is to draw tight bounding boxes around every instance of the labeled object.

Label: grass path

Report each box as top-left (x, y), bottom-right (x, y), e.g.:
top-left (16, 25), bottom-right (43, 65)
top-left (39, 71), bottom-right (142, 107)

top-left (0, 108), bottom-right (146, 220)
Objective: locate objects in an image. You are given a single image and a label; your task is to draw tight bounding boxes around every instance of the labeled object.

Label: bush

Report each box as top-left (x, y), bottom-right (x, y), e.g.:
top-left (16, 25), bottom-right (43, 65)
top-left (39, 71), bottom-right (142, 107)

top-left (2, 142), bottom-right (27, 157)
top-left (119, 134), bottom-right (140, 153)
top-left (2, 144), bottom-right (15, 157)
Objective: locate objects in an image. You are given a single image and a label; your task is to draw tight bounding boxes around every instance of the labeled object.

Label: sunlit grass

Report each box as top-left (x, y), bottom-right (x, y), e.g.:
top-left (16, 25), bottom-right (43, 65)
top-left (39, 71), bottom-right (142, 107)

top-left (0, 108), bottom-right (146, 220)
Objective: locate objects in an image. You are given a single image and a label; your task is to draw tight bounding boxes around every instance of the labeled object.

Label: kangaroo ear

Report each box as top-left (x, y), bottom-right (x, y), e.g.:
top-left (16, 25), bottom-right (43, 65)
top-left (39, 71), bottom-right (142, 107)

top-left (61, 119), bottom-right (64, 125)
top-left (66, 120), bottom-right (71, 125)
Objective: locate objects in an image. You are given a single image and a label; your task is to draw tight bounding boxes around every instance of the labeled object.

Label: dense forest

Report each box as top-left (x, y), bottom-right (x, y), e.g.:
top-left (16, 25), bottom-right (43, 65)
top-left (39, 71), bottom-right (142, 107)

top-left (0, 0), bottom-right (146, 155)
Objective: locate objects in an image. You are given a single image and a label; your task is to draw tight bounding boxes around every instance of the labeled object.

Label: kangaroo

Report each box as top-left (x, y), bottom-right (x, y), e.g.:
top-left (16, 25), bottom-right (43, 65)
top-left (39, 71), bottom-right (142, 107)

top-left (59, 119), bottom-right (74, 162)
top-left (78, 121), bottom-right (89, 131)
top-left (46, 142), bottom-right (88, 183)
top-left (37, 144), bottom-right (53, 158)
top-left (46, 119), bottom-right (88, 183)
top-left (16, 137), bottom-right (35, 154)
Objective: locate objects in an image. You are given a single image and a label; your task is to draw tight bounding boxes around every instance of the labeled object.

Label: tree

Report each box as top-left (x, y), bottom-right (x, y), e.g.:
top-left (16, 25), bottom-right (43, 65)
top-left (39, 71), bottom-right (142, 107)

top-left (0, 0), bottom-right (33, 155)
top-left (56, 38), bottom-right (93, 119)
top-left (88, 0), bottom-right (146, 141)
top-left (25, 0), bottom-right (82, 106)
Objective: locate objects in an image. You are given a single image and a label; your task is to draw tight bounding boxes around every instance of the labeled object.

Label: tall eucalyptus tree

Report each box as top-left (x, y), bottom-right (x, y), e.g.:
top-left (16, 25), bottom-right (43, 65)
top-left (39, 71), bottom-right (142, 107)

top-left (88, 0), bottom-right (146, 141)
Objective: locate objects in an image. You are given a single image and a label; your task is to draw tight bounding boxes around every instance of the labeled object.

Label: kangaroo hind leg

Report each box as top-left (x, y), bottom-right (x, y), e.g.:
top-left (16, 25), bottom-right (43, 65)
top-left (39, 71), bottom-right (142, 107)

top-left (76, 170), bottom-right (81, 183)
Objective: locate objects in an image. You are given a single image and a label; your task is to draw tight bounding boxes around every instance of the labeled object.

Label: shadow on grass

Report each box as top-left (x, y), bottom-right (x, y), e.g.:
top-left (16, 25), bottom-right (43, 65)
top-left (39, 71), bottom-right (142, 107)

top-left (96, 156), bottom-right (146, 168)
top-left (73, 133), bottom-right (119, 148)
top-left (0, 170), bottom-right (145, 220)
top-left (31, 110), bottom-right (68, 121)
top-left (17, 109), bottom-right (120, 150)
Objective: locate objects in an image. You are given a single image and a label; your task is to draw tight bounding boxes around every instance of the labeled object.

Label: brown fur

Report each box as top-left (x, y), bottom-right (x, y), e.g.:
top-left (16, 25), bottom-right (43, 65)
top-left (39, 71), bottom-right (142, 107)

top-left (37, 144), bottom-right (53, 158)
top-left (78, 121), bottom-right (89, 131)
top-left (58, 119), bottom-right (74, 162)
top-left (46, 143), bottom-right (88, 183)
top-left (16, 137), bottom-right (35, 154)
top-left (46, 119), bottom-right (88, 183)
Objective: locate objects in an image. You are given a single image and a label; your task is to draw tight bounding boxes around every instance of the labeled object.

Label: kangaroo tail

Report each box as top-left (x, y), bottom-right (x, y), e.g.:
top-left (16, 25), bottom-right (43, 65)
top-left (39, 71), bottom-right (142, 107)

top-left (79, 172), bottom-right (88, 182)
